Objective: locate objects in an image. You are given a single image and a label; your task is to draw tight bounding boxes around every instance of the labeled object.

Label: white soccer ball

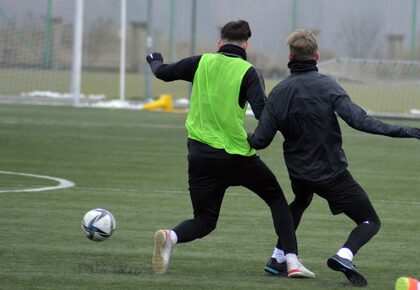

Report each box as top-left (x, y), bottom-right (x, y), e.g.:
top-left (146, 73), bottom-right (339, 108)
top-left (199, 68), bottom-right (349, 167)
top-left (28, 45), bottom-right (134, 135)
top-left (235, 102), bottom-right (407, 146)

top-left (81, 208), bottom-right (116, 242)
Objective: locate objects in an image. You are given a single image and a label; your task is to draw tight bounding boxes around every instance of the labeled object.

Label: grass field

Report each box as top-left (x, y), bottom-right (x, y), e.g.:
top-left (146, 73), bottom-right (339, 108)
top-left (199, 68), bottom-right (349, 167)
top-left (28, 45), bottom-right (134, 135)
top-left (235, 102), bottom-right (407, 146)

top-left (0, 104), bottom-right (419, 290)
top-left (1, 68), bottom-right (420, 114)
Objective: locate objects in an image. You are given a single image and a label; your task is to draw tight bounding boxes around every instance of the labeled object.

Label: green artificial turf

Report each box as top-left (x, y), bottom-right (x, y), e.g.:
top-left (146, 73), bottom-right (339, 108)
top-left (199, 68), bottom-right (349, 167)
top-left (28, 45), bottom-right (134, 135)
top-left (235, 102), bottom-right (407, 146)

top-left (0, 104), bottom-right (419, 289)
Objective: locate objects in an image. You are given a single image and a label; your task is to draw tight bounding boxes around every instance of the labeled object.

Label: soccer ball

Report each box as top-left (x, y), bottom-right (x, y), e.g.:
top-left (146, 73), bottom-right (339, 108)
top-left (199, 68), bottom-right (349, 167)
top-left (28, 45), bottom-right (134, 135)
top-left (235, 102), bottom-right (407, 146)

top-left (81, 208), bottom-right (116, 242)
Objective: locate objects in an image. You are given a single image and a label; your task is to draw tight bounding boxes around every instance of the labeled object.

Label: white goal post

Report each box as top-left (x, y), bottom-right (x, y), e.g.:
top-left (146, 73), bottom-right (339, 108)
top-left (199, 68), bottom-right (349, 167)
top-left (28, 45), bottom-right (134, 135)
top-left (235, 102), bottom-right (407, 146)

top-left (0, 1), bottom-right (419, 119)
top-left (71, 0), bottom-right (83, 106)
top-left (71, 0), bottom-right (129, 106)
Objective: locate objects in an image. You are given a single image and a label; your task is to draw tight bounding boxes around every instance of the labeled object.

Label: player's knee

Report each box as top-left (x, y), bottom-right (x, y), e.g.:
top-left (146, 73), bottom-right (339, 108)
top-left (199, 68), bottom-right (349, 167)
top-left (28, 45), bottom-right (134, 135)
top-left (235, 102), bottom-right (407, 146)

top-left (298, 197), bottom-right (312, 208)
top-left (362, 219), bottom-right (381, 235)
top-left (373, 218), bottom-right (381, 233)
top-left (262, 190), bottom-right (287, 206)
top-left (371, 215), bottom-right (381, 232)
top-left (196, 216), bottom-right (217, 236)
top-left (292, 194), bottom-right (313, 209)
top-left (372, 221), bottom-right (380, 235)
top-left (204, 218), bottom-right (217, 232)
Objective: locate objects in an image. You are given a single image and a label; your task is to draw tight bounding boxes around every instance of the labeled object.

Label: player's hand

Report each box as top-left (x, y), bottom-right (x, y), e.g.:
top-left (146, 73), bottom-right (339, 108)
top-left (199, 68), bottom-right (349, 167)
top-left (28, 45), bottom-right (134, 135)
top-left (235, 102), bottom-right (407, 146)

top-left (409, 128), bottom-right (420, 139)
top-left (407, 127), bottom-right (420, 139)
top-left (146, 52), bottom-right (163, 63)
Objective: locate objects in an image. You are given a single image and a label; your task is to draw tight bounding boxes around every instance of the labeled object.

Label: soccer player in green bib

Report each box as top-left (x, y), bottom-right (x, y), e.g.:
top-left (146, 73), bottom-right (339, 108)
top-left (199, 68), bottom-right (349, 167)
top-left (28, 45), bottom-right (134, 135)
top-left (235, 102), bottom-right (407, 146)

top-left (147, 20), bottom-right (314, 278)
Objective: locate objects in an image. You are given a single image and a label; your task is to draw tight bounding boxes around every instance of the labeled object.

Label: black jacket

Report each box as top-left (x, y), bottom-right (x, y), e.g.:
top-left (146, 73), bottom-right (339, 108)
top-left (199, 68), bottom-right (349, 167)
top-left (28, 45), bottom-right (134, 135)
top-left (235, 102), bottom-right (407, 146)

top-left (148, 44), bottom-right (266, 159)
top-left (248, 60), bottom-right (420, 182)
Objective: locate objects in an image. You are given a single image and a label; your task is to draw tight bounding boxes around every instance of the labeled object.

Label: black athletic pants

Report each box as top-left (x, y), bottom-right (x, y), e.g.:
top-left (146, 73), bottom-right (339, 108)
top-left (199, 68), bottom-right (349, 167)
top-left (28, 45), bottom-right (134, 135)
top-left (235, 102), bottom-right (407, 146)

top-left (173, 154), bottom-right (298, 254)
top-left (278, 170), bottom-right (381, 255)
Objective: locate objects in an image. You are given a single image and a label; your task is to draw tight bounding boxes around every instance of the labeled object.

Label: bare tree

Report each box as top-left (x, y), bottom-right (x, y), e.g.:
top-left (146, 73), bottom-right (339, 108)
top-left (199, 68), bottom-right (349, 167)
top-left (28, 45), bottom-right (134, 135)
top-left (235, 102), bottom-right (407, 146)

top-left (338, 13), bottom-right (384, 58)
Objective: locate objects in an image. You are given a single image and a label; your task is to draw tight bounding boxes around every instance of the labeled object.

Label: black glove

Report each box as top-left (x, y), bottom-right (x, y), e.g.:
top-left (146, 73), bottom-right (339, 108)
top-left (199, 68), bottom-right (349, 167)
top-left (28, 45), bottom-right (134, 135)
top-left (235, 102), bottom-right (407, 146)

top-left (408, 127), bottom-right (420, 139)
top-left (146, 52), bottom-right (163, 63)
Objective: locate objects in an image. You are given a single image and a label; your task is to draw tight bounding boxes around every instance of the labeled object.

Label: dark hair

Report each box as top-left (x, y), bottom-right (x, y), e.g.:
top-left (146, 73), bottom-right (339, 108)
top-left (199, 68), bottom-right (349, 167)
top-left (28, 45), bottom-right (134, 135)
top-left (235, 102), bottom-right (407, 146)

top-left (220, 20), bottom-right (251, 42)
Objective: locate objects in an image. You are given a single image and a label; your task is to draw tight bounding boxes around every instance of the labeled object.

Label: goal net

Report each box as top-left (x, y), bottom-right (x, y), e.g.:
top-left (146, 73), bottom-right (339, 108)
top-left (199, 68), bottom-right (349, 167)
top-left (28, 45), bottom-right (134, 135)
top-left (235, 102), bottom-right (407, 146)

top-left (319, 58), bottom-right (420, 118)
top-left (0, 0), bottom-right (76, 105)
top-left (0, 0), bottom-right (151, 106)
top-left (0, 1), bottom-right (420, 118)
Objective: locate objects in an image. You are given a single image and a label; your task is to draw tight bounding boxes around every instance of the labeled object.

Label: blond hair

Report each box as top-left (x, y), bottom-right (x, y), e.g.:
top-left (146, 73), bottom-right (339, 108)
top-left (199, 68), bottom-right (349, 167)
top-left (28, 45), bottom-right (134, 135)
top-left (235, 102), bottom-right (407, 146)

top-left (286, 29), bottom-right (318, 60)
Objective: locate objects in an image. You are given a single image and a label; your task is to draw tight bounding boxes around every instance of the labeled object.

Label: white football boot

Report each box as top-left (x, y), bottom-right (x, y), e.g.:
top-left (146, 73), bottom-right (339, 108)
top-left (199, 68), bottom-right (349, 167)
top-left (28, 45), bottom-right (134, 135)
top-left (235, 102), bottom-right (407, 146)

top-left (287, 257), bottom-right (315, 278)
top-left (152, 229), bottom-right (175, 274)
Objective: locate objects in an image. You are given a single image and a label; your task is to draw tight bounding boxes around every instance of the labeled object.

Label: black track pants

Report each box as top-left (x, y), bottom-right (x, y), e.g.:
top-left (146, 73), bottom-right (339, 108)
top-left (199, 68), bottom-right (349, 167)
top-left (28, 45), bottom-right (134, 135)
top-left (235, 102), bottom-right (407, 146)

top-left (173, 154), bottom-right (297, 254)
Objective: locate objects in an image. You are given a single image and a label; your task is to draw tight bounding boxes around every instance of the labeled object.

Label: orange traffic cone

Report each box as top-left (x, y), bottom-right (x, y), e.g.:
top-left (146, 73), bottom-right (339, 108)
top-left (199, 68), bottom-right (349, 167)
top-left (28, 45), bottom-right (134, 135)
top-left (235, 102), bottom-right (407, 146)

top-left (396, 277), bottom-right (420, 290)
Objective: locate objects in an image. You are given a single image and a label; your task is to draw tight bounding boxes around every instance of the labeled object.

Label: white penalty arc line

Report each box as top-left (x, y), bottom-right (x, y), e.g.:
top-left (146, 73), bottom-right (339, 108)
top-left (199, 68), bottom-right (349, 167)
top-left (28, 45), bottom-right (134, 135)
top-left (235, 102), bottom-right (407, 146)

top-left (0, 171), bottom-right (75, 193)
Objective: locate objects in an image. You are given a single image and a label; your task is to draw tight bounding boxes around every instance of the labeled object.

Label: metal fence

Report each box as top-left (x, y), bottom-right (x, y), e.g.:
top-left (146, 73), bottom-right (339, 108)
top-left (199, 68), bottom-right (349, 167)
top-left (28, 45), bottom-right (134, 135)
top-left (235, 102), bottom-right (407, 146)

top-left (0, 0), bottom-right (419, 116)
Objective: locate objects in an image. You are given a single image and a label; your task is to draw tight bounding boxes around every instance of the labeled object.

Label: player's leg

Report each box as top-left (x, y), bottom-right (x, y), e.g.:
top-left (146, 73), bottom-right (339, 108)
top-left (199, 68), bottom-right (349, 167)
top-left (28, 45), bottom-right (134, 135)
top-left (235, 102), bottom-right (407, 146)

top-left (173, 155), bottom-right (228, 241)
top-left (235, 155), bottom-right (315, 278)
top-left (341, 198), bottom-right (381, 256)
top-left (321, 170), bottom-right (379, 287)
top-left (265, 180), bottom-right (314, 275)
top-left (290, 180), bottom-right (314, 231)
top-left (327, 197), bottom-right (380, 287)
top-left (153, 155), bottom-right (227, 274)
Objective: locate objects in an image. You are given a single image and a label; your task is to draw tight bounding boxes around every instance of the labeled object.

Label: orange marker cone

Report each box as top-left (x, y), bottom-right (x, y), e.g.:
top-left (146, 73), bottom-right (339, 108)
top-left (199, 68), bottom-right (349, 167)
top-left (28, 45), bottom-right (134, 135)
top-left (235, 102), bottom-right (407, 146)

top-left (396, 277), bottom-right (420, 290)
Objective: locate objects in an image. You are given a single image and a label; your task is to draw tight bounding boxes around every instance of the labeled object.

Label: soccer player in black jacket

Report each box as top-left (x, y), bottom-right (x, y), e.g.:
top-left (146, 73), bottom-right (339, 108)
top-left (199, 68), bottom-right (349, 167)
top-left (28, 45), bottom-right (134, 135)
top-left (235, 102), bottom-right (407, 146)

top-left (147, 20), bottom-right (314, 278)
top-left (248, 28), bottom-right (420, 287)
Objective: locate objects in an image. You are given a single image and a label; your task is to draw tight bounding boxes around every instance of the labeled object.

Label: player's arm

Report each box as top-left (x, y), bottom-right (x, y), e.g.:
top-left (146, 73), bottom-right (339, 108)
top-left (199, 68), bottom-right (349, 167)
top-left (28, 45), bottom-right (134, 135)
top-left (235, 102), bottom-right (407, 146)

top-left (239, 67), bottom-right (266, 119)
top-left (333, 94), bottom-right (420, 139)
top-left (247, 95), bottom-right (279, 149)
top-left (146, 52), bottom-right (201, 82)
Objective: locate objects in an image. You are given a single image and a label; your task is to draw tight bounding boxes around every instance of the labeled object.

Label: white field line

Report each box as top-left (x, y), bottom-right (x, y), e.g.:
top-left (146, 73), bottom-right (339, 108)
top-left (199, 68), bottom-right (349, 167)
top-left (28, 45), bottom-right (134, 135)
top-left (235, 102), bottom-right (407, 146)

top-left (0, 171), bottom-right (75, 193)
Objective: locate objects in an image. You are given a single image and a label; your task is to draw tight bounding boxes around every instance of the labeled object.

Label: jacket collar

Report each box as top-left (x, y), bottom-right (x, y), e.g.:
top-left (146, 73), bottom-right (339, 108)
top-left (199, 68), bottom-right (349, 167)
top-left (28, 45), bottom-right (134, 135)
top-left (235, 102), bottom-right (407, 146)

top-left (217, 44), bottom-right (247, 60)
top-left (288, 59), bottom-right (318, 74)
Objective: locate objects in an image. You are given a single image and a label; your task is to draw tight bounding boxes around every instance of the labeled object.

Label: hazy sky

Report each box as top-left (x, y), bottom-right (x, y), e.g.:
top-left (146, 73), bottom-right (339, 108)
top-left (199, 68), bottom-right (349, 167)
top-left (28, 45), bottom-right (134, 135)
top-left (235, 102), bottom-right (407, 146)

top-left (87, 0), bottom-right (419, 60)
top-left (0, 0), bottom-right (417, 60)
